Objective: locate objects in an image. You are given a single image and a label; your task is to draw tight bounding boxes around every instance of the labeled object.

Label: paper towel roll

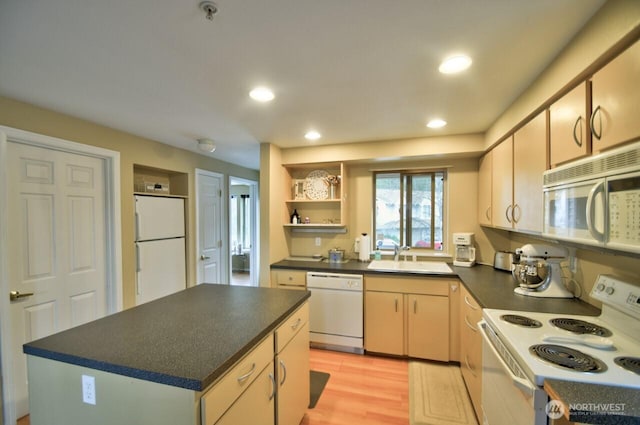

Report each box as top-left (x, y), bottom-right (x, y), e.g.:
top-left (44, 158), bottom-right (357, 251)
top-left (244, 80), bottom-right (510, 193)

top-left (359, 233), bottom-right (371, 262)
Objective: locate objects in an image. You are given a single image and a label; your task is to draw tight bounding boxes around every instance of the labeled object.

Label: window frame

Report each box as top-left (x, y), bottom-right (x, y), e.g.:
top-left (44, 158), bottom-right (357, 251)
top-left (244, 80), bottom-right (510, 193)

top-left (372, 168), bottom-right (447, 253)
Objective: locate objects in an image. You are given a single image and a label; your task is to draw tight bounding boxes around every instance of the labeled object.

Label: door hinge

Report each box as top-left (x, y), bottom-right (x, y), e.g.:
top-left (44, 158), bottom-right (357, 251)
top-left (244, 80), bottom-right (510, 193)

top-left (219, 189), bottom-right (222, 197)
top-left (218, 240), bottom-right (222, 248)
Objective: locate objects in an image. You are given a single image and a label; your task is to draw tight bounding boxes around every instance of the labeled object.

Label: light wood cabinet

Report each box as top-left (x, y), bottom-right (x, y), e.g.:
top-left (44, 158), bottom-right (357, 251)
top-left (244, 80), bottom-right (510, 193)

top-left (271, 269), bottom-right (306, 290)
top-left (477, 151), bottom-right (492, 226)
top-left (491, 136), bottom-right (513, 229)
top-left (512, 111), bottom-right (547, 233)
top-left (491, 111), bottom-right (547, 233)
top-left (275, 305), bottom-right (310, 425)
top-left (407, 294), bottom-right (449, 361)
top-left (459, 286), bottom-right (482, 421)
top-left (202, 301), bottom-right (309, 425)
top-left (364, 275), bottom-right (458, 362)
top-left (283, 162), bottom-right (347, 231)
top-left (364, 291), bottom-right (404, 355)
top-left (216, 363), bottom-right (275, 425)
top-left (550, 82), bottom-right (591, 167)
top-left (590, 40), bottom-right (640, 153)
top-left (202, 335), bottom-right (275, 425)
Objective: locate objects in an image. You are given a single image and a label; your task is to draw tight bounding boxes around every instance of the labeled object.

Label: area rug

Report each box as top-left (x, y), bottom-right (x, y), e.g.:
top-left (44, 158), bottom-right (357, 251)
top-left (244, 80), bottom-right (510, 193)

top-left (409, 362), bottom-right (478, 425)
top-left (309, 370), bottom-right (330, 408)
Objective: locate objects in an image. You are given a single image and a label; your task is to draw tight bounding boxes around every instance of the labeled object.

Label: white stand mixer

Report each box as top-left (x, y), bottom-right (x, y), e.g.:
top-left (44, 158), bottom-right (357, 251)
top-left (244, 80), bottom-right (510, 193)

top-left (512, 244), bottom-right (574, 298)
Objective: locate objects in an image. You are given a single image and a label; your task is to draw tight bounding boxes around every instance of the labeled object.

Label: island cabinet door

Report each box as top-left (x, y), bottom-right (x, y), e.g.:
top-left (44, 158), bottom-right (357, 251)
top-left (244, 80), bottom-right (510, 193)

top-left (276, 321), bottom-right (310, 425)
top-left (215, 363), bottom-right (276, 425)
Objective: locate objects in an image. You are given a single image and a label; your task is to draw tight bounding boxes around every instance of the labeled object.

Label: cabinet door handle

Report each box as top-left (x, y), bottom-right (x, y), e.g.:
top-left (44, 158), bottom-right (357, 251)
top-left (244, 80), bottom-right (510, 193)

top-left (413, 299), bottom-right (417, 314)
top-left (512, 204), bottom-right (521, 224)
top-left (572, 116), bottom-right (583, 147)
top-left (590, 105), bottom-right (602, 140)
top-left (291, 318), bottom-right (302, 330)
top-left (485, 206), bottom-right (491, 221)
top-left (505, 205), bottom-right (513, 223)
top-left (394, 299), bottom-right (399, 313)
top-left (465, 354), bottom-right (477, 377)
top-left (279, 360), bottom-right (287, 386)
top-left (200, 255), bottom-right (210, 260)
top-left (237, 363), bottom-right (256, 383)
top-left (464, 295), bottom-right (479, 310)
top-left (464, 314), bottom-right (478, 332)
top-left (268, 372), bottom-right (276, 400)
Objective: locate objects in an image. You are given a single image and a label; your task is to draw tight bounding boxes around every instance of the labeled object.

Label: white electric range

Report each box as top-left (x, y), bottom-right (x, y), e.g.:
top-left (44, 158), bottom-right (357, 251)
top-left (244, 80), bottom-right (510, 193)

top-left (480, 274), bottom-right (640, 425)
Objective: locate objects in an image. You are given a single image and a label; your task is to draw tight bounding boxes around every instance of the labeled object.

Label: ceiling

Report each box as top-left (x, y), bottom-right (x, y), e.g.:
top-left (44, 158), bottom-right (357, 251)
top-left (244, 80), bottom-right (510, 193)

top-left (0, 0), bottom-right (606, 170)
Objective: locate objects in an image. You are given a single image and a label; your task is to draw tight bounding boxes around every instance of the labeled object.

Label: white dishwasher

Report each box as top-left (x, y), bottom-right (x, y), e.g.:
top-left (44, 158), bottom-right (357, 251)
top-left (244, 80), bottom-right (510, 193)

top-left (306, 272), bottom-right (364, 353)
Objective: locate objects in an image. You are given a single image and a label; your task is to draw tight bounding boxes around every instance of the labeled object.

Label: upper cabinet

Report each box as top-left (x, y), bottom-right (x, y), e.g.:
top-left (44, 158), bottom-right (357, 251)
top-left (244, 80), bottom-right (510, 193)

top-left (590, 40), bottom-right (640, 153)
top-left (477, 150), bottom-right (492, 226)
top-left (492, 111), bottom-right (547, 233)
top-left (491, 137), bottom-right (513, 229)
top-left (549, 81), bottom-right (591, 167)
top-left (283, 162), bottom-right (347, 230)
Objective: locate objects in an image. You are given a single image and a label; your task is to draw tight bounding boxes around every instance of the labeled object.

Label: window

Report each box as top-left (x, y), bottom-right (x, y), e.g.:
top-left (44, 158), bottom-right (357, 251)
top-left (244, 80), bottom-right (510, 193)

top-left (373, 170), bottom-right (445, 251)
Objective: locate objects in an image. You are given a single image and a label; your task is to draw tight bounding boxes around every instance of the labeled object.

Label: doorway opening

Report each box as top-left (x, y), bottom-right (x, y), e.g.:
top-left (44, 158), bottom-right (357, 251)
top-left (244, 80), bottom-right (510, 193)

top-left (229, 177), bottom-right (258, 286)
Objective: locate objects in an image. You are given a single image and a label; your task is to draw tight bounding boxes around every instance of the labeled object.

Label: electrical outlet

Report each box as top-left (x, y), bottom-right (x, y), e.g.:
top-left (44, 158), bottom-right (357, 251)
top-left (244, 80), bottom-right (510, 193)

top-left (82, 374), bottom-right (96, 405)
top-left (315, 237), bottom-right (321, 246)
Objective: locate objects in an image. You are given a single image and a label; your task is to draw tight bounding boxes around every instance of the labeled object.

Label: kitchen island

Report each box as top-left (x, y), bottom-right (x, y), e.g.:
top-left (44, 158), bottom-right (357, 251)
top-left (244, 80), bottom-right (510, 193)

top-left (23, 284), bottom-right (311, 425)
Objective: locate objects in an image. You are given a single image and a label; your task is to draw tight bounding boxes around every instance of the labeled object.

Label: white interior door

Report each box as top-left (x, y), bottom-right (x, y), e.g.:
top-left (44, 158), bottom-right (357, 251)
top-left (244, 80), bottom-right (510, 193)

top-left (196, 170), bottom-right (224, 284)
top-left (6, 141), bottom-right (108, 419)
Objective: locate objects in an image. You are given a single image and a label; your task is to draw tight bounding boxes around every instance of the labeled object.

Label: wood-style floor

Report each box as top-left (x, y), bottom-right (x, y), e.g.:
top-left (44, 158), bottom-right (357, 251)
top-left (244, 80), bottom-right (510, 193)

top-left (17, 348), bottom-right (409, 425)
top-left (302, 348), bottom-right (410, 425)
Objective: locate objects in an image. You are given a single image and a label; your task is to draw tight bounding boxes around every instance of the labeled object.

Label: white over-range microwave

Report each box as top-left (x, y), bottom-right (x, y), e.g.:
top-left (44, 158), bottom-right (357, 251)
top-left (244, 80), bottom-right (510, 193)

top-left (543, 140), bottom-right (640, 253)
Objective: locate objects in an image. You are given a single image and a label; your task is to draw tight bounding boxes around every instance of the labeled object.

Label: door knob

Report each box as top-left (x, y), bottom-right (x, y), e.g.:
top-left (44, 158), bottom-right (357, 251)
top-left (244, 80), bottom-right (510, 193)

top-left (200, 255), bottom-right (211, 260)
top-left (10, 290), bottom-right (34, 301)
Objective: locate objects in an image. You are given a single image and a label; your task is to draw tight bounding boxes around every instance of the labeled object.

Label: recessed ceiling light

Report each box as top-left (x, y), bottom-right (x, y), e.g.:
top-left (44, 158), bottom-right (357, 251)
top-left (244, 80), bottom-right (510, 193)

top-left (426, 119), bottom-right (447, 129)
top-left (304, 130), bottom-right (322, 141)
top-left (439, 55), bottom-right (472, 74)
top-left (249, 86), bottom-right (275, 102)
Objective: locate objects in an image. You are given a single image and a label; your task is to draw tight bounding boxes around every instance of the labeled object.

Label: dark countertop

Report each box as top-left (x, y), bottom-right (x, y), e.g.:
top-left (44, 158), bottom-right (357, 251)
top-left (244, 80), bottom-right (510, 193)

top-left (272, 259), bottom-right (600, 315)
top-left (23, 284), bottom-right (310, 392)
top-left (544, 379), bottom-right (640, 425)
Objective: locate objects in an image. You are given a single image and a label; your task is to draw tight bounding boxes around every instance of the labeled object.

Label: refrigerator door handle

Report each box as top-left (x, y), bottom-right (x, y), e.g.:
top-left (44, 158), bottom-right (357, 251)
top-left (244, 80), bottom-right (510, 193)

top-left (135, 243), bottom-right (141, 272)
top-left (135, 212), bottom-right (140, 241)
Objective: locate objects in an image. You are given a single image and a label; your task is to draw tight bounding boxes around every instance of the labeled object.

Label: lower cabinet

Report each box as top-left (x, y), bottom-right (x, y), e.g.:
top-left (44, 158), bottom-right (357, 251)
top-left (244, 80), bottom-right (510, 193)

top-left (271, 269), bottom-right (307, 290)
top-left (276, 321), bottom-right (310, 425)
top-left (202, 302), bottom-right (309, 425)
top-left (365, 275), bottom-right (458, 362)
top-left (459, 286), bottom-right (483, 421)
top-left (365, 291), bottom-right (404, 355)
top-left (216, 363), bottom-right (276, 425)
top-left (407, 294), bottom-right (450, 361)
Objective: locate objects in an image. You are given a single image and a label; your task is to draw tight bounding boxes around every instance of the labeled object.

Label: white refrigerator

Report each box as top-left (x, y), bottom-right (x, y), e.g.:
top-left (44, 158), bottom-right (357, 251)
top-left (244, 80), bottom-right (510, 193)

top-left (135, 195), bottom-right (186, 305)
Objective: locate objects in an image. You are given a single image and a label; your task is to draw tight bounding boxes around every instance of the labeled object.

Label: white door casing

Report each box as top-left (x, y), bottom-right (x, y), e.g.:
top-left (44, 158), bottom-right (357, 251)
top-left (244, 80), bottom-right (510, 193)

top-left (0, 127), bottom-right (122, 424)
top-left (196, 169), bottom-right (225, 285)
top-left (229, 176), bottom-right (259, 287)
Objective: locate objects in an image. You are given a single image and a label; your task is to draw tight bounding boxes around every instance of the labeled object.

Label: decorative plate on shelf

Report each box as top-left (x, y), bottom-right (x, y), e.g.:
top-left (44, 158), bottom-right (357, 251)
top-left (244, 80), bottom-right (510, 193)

top-left (304, 170), bottom-right (329, 200)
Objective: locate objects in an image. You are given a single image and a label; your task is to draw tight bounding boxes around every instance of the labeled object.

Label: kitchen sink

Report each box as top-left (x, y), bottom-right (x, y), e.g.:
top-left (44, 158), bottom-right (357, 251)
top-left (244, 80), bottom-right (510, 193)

top-left (367, 260), bottom-right (453, 274)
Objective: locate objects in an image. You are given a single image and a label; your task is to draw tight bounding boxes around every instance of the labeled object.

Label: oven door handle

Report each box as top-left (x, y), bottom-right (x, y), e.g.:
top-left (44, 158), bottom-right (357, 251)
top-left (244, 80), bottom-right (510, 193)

top-left (479, 321), bottom-right (537, 396)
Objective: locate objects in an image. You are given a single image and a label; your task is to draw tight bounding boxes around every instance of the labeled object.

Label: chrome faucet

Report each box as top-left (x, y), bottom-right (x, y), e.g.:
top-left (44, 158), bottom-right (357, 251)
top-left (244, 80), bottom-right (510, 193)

top-left (394, 245), bottom-right (410, 261)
